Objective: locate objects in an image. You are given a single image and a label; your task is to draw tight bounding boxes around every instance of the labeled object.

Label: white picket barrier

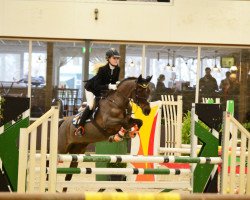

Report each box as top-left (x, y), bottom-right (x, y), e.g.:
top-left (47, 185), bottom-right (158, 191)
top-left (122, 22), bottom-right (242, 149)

top-left (17, 106), bottom-right (59, 193)
top-left (221, 112), bottom-right (250, 195)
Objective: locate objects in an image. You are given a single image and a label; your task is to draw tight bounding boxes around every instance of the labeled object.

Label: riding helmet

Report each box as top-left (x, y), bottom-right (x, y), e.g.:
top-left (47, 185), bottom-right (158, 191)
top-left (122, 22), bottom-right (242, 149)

top-left (106, 48), bottom-right (120, 60)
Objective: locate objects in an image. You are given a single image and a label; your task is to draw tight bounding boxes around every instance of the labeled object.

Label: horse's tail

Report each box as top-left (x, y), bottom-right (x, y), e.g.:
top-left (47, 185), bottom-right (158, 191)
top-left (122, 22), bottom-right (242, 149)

top-left (58, 119), bottom-right (65, 128)
top-left (52, 98), bottom-right (64, 118)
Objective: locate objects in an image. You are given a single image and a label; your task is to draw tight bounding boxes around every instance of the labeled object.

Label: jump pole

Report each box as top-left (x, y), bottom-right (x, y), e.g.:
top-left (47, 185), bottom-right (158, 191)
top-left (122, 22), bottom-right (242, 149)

top-left (55, 154), bottom-right (222, 164)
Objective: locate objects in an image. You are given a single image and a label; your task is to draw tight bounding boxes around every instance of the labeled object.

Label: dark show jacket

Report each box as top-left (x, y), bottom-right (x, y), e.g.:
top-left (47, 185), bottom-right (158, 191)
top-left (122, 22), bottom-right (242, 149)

top-left (84, 63), bottom-right (120, 97)
top-left (199, 75), bottom-right (218, 94)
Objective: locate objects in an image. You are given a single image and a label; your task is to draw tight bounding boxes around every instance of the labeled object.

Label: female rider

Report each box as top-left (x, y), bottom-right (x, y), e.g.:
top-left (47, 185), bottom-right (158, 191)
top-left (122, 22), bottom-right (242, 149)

top-left (74, 48), bottom-right (121, 136)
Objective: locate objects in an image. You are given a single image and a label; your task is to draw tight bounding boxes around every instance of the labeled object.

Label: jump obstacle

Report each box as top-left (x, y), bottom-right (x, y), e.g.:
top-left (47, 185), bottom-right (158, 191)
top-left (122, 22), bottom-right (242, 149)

top-left (0, 96), bottom-right (249, 194)
top-left (17, 101), bottom-right (250, 194)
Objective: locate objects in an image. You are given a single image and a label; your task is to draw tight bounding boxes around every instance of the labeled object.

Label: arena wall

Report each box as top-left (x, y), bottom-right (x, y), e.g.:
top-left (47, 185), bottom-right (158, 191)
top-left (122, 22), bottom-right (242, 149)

top-left (0, 0), bottom-right (250, 45)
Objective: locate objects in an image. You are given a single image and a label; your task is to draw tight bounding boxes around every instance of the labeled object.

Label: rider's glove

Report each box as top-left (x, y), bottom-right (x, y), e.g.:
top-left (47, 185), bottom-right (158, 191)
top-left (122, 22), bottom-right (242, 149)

top-left (108, 84), bottom-right (117, 90)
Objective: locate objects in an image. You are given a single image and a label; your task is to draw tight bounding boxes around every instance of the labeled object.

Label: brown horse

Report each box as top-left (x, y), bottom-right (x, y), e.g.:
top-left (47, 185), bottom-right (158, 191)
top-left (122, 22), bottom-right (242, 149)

top-left (57, 75), bottom-right (152, 191)
top-left (58, 75), bottom-right (151, 155)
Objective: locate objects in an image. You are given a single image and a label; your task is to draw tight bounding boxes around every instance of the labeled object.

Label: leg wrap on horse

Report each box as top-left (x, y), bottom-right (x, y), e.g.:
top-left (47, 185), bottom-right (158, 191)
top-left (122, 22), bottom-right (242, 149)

top-left (129, 124), bottom-right (139, 138)
top-left (123, 124), bottom-right (139, 139)
top-left (108, 127), bottom-right (126, 142)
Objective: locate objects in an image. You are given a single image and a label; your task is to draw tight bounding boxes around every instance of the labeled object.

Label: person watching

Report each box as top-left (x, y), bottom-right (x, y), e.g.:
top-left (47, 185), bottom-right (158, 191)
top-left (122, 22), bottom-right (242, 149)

top-left (220, 71), bottom-right (231, 95)
top-left (199, 67), bottom-right (218, 94)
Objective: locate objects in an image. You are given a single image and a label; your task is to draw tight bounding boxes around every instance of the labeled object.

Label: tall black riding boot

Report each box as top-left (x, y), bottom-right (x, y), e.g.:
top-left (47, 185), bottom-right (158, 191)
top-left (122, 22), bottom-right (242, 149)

top-left (75, 106), bottom-right (91, 136)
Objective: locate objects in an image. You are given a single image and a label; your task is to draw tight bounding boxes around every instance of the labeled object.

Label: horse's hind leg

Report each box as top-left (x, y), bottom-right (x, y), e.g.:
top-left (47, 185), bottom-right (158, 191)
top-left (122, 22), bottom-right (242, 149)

top-left (62, 161), bottom-right (78, 192)
top-left (62, 143), bottom-right (88, 192)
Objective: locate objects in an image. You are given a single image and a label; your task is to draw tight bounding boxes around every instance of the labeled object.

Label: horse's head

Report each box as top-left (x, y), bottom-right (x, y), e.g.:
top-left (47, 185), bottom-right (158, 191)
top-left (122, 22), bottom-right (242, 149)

top-left (117, 75), bottom-right (152, 116)
top-left (133, 75), bottom-right (152, 116)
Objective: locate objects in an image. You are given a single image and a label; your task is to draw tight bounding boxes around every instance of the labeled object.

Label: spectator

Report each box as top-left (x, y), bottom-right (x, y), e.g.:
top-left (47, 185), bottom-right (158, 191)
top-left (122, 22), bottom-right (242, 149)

top-left (220, 71), bottom-right (231, 95)
top-left (228, 73), bottom-right (240, 95)
top-left (152, 74), bottom-right (174, 100)
top-left (199, 67), bottom-right (218, 94)
top-left (155, 74), bottom-right (167, 94)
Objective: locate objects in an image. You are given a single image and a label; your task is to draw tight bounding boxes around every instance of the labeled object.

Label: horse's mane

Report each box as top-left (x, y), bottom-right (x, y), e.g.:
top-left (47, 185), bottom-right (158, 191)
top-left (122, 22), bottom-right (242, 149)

top-left (103, 89), bottom-right (116, 97)
top-left (118, 77), bottom-right (137, 86)
top-left (102, 77), bottom-right (137, 97)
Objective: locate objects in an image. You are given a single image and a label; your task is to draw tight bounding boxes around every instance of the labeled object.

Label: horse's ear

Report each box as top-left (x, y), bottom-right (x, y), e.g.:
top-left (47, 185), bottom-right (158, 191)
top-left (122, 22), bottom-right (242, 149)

top-left (137, 74), bottom-right (143, 82)
top-left (146, 75), bottom-right (152, 82)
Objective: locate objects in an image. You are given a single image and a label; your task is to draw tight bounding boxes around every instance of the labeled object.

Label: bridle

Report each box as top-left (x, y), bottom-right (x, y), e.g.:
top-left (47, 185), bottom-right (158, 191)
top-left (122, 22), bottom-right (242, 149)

top-left (103, 81), bottom-right (150, 115)
top-left (133, 82), bottom-right (150, 106)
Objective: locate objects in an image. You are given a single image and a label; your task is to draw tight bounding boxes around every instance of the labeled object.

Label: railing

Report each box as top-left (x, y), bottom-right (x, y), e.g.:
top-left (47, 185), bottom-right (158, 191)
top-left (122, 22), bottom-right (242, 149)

top-left (159, 95), bottom-right (182, 155)
top-left (221, 112), bottom-right (250, 194)
top-left (17, 106), bottom-right (59, 193)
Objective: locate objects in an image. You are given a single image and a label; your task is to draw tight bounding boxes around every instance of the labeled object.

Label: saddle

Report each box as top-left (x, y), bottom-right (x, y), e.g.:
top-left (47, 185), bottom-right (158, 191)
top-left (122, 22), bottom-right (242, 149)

top-left (72, 107), bottom-right (95, 127)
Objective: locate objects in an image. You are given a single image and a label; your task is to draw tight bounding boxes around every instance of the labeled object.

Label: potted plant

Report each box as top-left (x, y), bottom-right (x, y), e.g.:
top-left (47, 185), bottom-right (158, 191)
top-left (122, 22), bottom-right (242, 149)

top-left (182, 111), bottom-right (211, 145)
top-left (182, 111), bottom-right (191, 144)
top-left (243, 122), bottom-right (250, 132)
top-left (107, 162), bottom-right (127, 181)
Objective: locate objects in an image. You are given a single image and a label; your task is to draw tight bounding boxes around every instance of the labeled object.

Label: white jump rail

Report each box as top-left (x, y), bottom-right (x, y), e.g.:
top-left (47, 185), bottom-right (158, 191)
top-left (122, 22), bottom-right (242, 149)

top-left (32, 181), bottom-right (191, 192)
top-left (17, 106), bottom-right (59, 193)
top-left (221, 112), bottom-right (250, 195)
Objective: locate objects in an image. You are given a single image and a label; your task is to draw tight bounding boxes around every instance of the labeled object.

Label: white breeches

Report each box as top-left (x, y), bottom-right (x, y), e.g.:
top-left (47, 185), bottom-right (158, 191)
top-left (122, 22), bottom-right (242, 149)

top-left (85, 89), bottom-right (95, 110)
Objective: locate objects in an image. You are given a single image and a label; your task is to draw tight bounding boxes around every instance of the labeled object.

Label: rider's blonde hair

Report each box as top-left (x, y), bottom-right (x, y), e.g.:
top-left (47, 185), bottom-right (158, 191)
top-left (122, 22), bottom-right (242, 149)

top-left (92, 62), bottom-right (107, 75)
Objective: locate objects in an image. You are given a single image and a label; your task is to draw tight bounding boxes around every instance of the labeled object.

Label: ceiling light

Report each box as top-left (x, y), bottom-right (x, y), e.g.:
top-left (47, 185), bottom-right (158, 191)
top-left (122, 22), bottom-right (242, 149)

top-left (37, 55), bottom-right (44, 63)
top-left (165, 49), bottom-right (172, 70)
top-left (129, 61), bottom-right (135, 67)
top-left (166, 64), bottom-right (172, 71)
top-left (172, 50), bottom-right (176, 70)
top-left (213, 65), bottom-right (220, 72)
top-left (167, 49), bottom-right (170, 66)
top-left (213, 50), bottom-right (220, 72)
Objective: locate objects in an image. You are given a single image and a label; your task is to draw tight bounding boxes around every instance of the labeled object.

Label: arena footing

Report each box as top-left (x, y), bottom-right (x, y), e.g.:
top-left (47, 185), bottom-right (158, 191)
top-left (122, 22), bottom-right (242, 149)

top-left (0, 192), bottom-right (250, 200)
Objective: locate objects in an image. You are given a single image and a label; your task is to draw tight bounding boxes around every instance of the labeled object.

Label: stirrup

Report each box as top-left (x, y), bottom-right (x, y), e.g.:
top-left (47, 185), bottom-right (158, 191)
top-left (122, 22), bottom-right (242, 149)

top-left (74, 126), bottom-right (84, 137)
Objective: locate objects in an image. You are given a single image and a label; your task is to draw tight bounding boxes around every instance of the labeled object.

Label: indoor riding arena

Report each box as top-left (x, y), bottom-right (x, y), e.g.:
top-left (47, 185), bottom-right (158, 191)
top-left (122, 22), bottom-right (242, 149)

top-left (0, 0), bottom-right (250, 199)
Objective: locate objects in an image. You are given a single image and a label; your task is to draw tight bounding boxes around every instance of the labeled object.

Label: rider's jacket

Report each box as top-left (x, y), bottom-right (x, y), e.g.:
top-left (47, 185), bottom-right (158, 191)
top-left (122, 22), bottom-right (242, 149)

top-left (84, 63), bottom-right (120, 97)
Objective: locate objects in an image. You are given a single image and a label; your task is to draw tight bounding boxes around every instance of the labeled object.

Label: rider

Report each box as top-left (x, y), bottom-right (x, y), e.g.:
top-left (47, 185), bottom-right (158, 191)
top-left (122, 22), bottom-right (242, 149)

top-left (74, 48), bottom-right (121, 136)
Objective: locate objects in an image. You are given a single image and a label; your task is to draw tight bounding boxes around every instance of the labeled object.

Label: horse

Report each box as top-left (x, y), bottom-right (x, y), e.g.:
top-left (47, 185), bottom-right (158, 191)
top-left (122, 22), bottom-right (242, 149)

top-left (57, 75), bottom-right (152, 191)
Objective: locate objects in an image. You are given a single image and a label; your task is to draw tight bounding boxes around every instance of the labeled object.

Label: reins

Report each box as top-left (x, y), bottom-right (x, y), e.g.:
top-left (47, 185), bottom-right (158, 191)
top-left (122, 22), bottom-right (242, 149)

top-left (90, 90), bottom-right (132, 136)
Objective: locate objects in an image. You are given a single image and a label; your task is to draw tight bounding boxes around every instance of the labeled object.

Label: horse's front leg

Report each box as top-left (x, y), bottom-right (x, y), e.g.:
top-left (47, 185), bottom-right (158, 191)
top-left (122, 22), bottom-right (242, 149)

top-left (124, 118), bottom-right (143, 139)
top-left (110, 118), bottom-right (143, 142)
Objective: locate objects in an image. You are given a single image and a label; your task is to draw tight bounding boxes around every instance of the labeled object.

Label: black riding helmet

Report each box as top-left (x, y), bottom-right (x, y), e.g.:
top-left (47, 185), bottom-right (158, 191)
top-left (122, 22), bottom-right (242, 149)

top-left (106, 48), bottom-right (120, 60)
